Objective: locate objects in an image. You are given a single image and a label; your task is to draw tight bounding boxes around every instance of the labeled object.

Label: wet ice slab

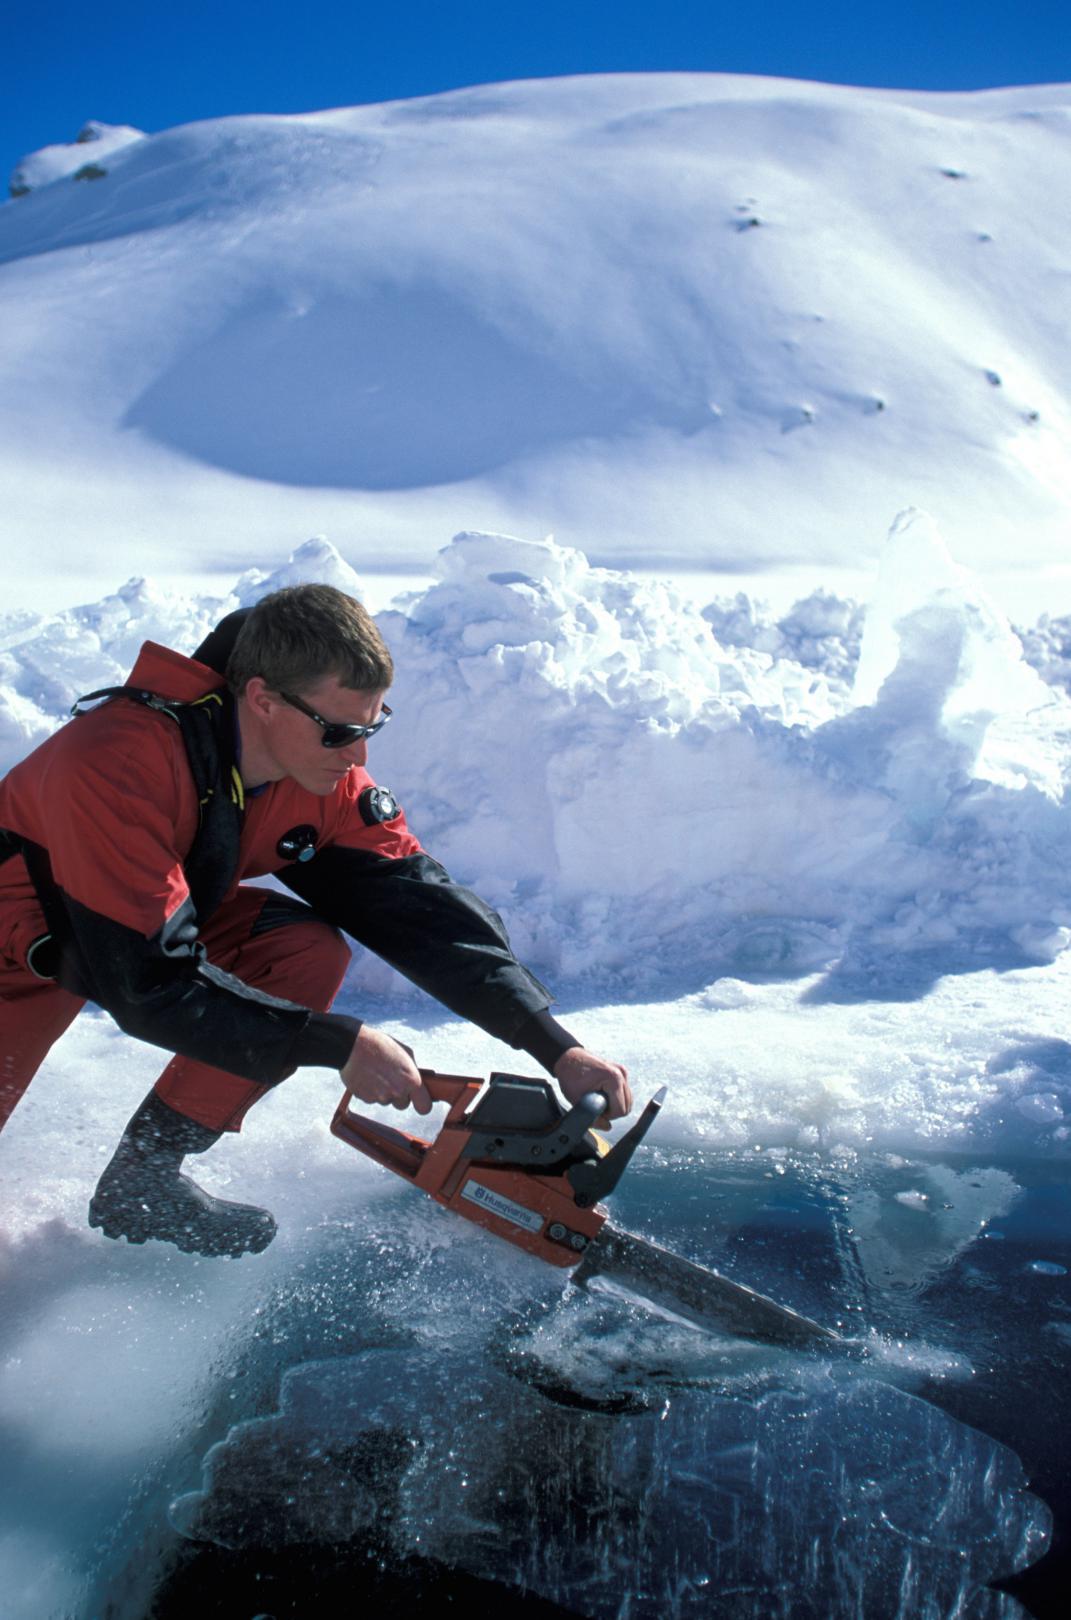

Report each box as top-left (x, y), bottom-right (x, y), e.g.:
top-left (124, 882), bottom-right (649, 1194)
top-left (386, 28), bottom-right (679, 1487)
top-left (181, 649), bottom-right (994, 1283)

top-left (172, 1345), bottom-right (1048, 1620)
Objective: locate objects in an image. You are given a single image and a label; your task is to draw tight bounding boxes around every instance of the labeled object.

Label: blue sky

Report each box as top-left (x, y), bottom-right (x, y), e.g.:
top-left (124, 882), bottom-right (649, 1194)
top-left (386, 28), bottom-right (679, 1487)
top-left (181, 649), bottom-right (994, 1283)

top-left (4, 0), bottom-right (1069, 189)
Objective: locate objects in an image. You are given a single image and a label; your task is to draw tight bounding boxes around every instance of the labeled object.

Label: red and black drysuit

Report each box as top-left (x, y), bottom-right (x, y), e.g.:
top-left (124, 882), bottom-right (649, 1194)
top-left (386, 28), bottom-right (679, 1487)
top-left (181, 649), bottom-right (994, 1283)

top-left (0, 625), bottom-right (574, 1136)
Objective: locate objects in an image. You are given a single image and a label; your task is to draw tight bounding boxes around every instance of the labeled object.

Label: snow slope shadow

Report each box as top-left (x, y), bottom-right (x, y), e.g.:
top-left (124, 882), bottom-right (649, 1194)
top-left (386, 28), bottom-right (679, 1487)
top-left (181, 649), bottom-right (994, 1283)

top-left (123, 288), bottom-right (703, 489)
top-left (799, 936), bottom-right (1047, 1006)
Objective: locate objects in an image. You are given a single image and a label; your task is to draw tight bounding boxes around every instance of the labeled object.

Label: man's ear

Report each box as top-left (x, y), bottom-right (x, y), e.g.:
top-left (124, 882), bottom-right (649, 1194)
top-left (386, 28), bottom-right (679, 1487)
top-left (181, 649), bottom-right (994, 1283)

top-left (242, 676), bottom-right (274, 722)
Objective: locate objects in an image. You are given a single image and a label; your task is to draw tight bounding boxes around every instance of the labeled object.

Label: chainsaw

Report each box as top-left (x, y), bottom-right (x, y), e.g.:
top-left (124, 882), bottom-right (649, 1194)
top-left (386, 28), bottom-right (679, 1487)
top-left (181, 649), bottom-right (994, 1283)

top-left (332, 1070), bottom-right (837, 1349)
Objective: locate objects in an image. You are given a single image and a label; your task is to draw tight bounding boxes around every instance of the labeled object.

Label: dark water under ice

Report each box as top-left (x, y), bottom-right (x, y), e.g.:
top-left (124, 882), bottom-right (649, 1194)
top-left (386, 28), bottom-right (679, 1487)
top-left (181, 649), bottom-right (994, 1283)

top-left (91, 1147), bottom-right (1071, 1620)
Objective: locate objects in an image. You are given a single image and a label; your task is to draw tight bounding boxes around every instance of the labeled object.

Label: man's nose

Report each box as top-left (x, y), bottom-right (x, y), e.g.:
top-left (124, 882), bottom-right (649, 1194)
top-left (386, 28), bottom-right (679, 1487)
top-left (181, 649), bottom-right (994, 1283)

top-left (341, 738), bottom-right (368, 769)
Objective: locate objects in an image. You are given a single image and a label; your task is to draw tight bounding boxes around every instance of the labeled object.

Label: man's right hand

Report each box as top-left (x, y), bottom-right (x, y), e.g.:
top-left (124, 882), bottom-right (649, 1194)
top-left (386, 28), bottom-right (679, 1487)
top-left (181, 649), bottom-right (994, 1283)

top-left (554, 1047), bottom-right (632, 1122)
top-left (341, 1025), bottom-right (433, 1115)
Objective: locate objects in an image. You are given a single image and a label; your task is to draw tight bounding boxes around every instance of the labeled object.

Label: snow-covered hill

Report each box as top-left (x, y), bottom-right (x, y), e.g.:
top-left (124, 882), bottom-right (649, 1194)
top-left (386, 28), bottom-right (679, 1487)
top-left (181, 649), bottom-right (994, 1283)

top-left (3, 74), bottom-right (1071, 613)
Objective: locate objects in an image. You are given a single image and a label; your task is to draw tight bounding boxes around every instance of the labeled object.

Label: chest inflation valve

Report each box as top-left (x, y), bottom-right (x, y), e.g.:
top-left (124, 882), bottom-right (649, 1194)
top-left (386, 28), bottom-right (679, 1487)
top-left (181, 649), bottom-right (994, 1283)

top-left (276, 825), bottom-right (318, 863)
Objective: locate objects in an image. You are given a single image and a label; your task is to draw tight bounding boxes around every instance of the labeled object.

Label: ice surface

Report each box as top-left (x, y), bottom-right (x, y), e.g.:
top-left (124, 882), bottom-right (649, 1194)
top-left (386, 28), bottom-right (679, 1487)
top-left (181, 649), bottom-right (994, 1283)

top-left (848, 1164), bottom-right (1020, 1292)
top-left (1, 1076), bottom-right (1063, 1616)
top-left (170, 1346), bottom-right (1048, 1619)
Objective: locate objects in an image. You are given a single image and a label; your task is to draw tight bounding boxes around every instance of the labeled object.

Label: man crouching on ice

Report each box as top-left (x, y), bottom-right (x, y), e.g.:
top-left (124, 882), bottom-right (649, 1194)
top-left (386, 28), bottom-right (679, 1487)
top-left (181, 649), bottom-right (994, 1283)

top-left (0, 584), bottom-right (630, 1257)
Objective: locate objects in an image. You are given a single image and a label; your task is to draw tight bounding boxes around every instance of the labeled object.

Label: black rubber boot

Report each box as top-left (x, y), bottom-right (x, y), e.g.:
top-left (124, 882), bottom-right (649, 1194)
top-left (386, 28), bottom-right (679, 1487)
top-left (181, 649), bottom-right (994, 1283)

top-left (88, 1091), bottom-right (277, 1258)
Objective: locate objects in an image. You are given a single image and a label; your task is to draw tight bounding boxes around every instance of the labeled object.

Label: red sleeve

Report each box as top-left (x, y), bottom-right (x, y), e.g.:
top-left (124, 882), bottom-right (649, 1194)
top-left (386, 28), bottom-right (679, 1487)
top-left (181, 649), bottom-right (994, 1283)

top-left (323, 767), bottom-right (424, 860)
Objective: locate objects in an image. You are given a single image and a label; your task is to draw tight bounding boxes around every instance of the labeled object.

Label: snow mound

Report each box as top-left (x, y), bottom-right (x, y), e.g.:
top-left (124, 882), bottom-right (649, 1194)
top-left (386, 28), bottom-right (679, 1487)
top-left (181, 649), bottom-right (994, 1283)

top-left (231, 535), bottom-right (366, 607)
top-left (376, 518), bottom-right (1071, 978)
top-left (1018, 612), bottom-right (1071, 696)
top-left (0, 538), bottom-right (360, 769)
top-left (703, 587), bottom-right (865, 689)
top-left (4, 515), bottom-right (1071, 986)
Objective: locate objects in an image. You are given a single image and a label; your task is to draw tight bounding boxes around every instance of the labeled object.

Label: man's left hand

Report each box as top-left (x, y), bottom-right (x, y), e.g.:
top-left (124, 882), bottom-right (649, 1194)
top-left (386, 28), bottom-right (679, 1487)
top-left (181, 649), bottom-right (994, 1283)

top-left (553, 1047), bottom-right (632, 1121)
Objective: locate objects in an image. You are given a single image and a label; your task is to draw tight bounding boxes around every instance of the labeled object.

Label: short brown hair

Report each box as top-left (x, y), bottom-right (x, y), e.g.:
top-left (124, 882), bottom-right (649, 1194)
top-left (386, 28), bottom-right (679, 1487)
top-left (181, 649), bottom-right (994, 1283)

top-left (226, 584), bottom-right (394, 696)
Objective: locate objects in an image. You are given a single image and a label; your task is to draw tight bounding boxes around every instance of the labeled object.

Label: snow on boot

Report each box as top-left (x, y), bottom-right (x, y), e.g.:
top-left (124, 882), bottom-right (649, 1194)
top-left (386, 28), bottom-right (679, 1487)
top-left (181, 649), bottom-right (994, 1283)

top-left (88, 1090), bottom-right (276, 1258)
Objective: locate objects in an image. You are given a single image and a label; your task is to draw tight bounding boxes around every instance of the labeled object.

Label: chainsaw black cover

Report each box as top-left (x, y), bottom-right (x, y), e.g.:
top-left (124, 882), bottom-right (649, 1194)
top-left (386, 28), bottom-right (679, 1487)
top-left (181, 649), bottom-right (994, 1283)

top-left (461, 1074), bottom-right (603, 1169)
top-left (465, 1074), bottom-right (565, 1132)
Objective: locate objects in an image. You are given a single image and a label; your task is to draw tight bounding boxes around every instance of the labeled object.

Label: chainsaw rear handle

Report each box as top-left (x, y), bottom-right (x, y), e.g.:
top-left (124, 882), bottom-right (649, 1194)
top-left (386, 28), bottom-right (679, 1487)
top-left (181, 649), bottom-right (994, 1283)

top-left (412, 1068), bottom-right (479, 1125)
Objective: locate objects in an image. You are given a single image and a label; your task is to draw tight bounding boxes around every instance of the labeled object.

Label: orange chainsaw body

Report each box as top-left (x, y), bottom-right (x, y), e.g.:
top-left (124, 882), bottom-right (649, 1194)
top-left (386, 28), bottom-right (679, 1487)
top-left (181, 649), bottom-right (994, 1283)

top-left (331, 1070), bottom-right (608, 1267)
top-left (331, 1072), bottom-right (840, 1351)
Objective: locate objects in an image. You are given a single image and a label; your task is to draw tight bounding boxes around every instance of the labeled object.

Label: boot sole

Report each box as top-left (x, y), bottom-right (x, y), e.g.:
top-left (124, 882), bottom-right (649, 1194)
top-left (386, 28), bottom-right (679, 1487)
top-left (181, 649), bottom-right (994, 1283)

top-left (88, 1209), bottom-right (276, 1258)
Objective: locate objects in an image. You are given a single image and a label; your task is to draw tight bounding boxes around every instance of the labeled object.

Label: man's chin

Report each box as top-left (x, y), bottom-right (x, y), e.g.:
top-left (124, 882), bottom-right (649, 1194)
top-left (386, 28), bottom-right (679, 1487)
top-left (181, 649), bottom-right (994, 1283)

top-left (294, 770), bottom-right (348, 796)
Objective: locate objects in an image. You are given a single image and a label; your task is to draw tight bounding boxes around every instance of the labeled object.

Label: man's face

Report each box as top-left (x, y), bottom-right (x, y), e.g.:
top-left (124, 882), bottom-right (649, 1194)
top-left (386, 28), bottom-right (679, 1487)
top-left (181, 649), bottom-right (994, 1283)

top-left (260, 675), bottom-right (389, 795)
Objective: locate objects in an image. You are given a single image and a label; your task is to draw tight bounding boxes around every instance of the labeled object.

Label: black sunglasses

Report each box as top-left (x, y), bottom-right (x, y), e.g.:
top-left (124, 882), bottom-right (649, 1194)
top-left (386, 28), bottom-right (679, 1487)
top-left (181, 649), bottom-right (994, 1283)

top-left (279, 691), bottom-right (393, 749)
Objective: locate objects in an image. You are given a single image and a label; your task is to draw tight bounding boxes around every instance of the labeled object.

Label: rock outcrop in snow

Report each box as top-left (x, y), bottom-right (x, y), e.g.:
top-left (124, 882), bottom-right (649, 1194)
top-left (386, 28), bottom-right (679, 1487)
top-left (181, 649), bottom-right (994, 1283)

top-left (8, 121), bottom-right (145, 197)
